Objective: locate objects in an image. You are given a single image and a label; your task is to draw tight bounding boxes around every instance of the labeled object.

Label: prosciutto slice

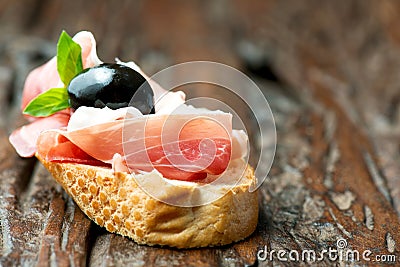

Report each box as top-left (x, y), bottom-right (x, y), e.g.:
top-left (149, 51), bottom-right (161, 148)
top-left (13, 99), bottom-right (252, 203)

top-left (9, 113), bottom-right (70, 157)
top-left (36, 131), bottom-right (109, 167)
top-left (37, 108), bottom-right (234, 181)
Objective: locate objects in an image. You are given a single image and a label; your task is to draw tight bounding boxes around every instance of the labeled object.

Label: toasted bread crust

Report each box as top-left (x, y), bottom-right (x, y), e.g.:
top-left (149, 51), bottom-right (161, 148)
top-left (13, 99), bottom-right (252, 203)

top-left (37, 154), bottom-right (258, 248)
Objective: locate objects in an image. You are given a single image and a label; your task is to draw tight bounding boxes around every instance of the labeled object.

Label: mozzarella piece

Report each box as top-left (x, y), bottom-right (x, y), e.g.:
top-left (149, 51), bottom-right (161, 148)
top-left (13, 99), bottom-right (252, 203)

top-left (67, 106), bottom-right (142, 132)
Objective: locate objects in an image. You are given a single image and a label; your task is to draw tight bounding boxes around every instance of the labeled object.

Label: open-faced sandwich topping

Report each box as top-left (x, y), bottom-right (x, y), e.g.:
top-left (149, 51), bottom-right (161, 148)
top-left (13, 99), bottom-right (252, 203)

top-left (9, 30), bottom-right (249, 182)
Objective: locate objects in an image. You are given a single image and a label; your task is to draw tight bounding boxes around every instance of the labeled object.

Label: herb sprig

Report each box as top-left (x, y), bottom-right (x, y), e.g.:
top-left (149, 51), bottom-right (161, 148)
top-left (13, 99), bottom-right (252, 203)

top-left (23, 31), bottom-right (83, 117)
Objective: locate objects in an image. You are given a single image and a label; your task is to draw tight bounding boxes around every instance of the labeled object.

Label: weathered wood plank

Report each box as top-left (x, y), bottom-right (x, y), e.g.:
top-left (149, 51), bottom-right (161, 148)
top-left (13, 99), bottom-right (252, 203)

top-left (1, 0), bottom-right (400, 266)
top-left (35, 164), bottom-right (92, 267)
top-left (250, 1), bottom-right (400, 265)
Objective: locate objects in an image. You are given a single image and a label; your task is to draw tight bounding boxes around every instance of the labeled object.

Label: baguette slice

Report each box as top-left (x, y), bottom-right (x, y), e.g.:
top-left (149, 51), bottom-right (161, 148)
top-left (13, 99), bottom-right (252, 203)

top-left (36, 154), bottom-right (258, 248)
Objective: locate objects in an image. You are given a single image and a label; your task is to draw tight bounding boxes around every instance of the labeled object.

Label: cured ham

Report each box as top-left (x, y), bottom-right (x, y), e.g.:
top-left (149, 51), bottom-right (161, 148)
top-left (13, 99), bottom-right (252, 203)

top-left (37, 108), bottom-right (234, 181)
top-left (123, 111), bottom-right (232, 180)
top-left (21, 57), bottom-right (60, 115)
top-left (9, 113), bottom-right (70, 157)
top-left (37, 131), bottom-right (109, 167)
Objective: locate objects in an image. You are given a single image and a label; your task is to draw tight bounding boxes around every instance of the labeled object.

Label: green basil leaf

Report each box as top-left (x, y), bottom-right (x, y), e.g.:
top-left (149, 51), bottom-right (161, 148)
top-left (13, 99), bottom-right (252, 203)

top-left (23, 87), bottom-right (69, 117)
top-left (57, 30), bottom-right (83, 86)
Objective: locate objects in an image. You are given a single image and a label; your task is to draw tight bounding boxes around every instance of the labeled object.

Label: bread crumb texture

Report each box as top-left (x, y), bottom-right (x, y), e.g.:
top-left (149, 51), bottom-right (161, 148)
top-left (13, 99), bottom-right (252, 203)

top-left (38, 155), bottom-right (258, 248)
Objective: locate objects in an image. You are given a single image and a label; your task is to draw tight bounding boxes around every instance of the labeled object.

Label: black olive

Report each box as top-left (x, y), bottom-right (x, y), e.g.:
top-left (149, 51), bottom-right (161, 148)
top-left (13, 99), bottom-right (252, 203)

top-left (67, 63), bottom-right (154, 114)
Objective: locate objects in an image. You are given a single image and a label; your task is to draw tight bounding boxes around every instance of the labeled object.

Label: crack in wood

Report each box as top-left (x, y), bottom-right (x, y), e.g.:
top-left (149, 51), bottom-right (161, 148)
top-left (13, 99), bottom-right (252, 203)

top-left (363, 152), bottom-right (392, 204)
top-left (0, 208), bottom-right (13, 257)
top-left (307, 69), bottom-right (363, 128)
top-left (61, 197), bottom-right (75, 252)
top-left (374, 138), bottom-right (400, 216)
top-left (88, 234), bottom-right (111, 266)
top-left (363, 205), bottom-right (374, 231)
top-left (386, 232), bottom-right (396, 253)
top-left (327, 208), bottom-right (352, 239)
top-left (323, 142), bottom-right (339, 190)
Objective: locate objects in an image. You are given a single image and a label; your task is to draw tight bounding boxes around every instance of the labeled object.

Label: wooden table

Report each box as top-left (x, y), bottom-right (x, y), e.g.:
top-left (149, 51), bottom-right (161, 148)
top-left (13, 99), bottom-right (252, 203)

top-left (1, 0), bottom-right (399, 266)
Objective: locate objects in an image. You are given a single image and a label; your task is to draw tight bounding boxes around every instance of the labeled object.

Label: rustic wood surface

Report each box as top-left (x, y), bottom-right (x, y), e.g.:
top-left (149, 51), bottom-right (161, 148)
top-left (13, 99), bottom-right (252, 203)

top-left (1, 0), bottom-right (400, 266)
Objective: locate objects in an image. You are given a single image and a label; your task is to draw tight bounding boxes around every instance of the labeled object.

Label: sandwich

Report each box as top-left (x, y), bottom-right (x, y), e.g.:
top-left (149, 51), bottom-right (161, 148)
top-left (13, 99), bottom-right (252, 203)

top-left (9, 30), bottom-right (258, 248)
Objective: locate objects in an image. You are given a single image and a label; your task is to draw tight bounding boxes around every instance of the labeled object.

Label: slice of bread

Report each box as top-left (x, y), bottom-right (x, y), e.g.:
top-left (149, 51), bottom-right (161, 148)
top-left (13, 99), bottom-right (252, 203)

top-left (36, 154), bottom-right (258, 248)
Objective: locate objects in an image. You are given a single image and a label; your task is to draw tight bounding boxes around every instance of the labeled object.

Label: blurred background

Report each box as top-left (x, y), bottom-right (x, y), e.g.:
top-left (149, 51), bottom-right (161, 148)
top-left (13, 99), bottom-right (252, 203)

top-left (0, 0), bottom-right (274, 76)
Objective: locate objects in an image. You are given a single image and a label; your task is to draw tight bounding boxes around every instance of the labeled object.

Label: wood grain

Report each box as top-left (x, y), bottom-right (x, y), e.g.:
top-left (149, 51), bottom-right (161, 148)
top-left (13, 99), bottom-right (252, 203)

top-left (0, 0), bottom-right (399, 266)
